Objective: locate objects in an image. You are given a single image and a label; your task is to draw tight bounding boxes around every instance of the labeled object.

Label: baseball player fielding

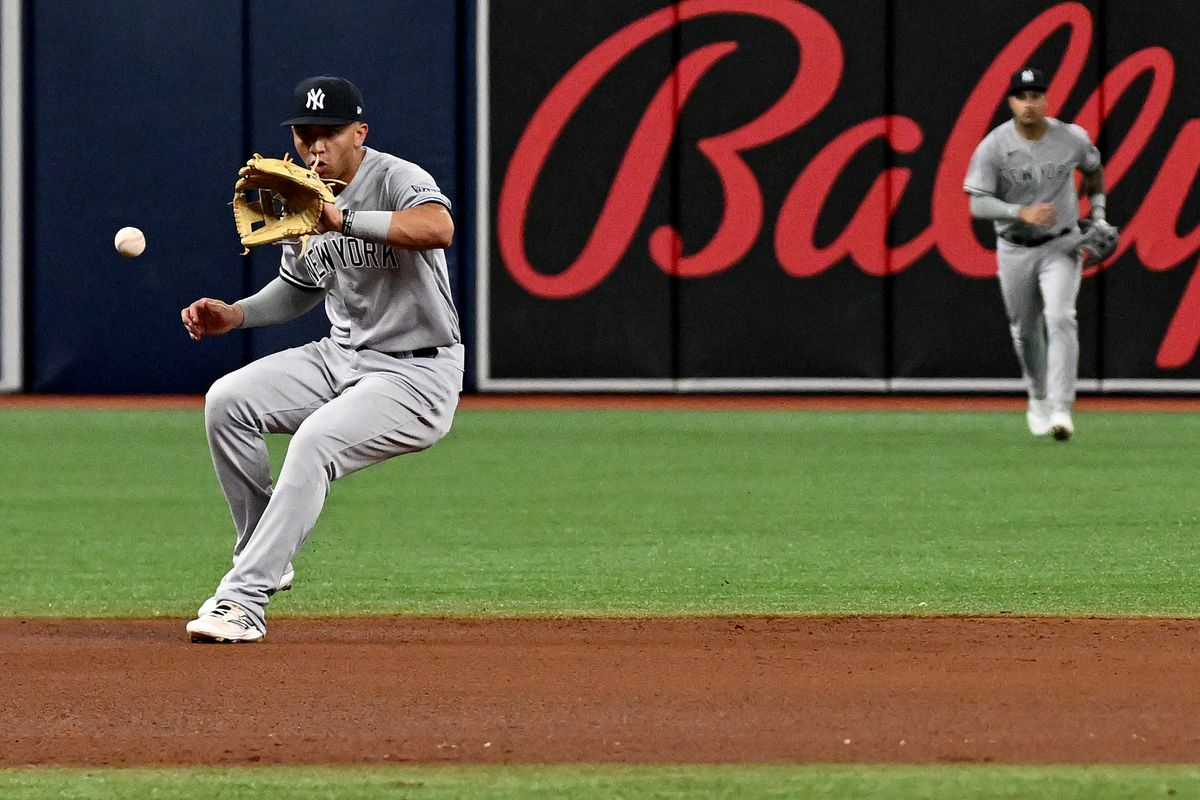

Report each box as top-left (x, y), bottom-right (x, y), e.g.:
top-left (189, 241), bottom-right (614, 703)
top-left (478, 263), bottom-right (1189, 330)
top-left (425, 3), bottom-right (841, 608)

top-left (180, 76), bottom-right (464, 644)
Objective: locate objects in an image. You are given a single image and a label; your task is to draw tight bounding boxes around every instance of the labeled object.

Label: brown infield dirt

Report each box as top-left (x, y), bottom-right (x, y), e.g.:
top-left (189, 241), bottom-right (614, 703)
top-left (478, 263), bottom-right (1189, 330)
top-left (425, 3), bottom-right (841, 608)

top-left (3, 616), bottom-right (1200, 767)
top-left (4, 394), bottom-right (1200, 767)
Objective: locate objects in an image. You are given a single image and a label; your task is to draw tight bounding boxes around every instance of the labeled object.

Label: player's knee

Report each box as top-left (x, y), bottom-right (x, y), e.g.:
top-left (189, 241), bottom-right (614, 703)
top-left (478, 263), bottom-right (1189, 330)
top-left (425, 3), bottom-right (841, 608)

top-left (1008, 320), bottom-right (1040, 343)
top-left (1044, 309), bottom-right (1078, 333)
top-left (398, 412), bottom-right (453, 453)
top-left (426, 413), bottom-right (454, 446)
top-left (204, 373), bottom-right (252, 431)
top-left (286, 425), bottom-right (337, 470)
top-left (274, 428), bottom-right (338, 491)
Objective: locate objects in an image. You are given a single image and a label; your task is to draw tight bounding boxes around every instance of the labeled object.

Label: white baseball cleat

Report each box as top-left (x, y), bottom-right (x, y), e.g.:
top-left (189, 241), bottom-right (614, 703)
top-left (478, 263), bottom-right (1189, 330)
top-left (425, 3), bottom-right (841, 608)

top-left (186, 602), bottom-right (264, 643)
top-left (1026, 398), bottom-right (1052, 437)
top-left (196, 566), bottom-right (295, 617)
top-left (277, 565), bottom-right (295, 593)
top-left (1049, 410), bottom-right (1074, 441)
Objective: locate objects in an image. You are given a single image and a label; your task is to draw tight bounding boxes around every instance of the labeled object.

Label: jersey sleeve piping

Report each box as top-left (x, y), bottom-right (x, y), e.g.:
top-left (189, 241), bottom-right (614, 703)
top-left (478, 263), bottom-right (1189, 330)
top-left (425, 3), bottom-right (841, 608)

top-left (279, 266), bottom-right (323, 291)
top-left (414, 196), bottom-right (453, 214)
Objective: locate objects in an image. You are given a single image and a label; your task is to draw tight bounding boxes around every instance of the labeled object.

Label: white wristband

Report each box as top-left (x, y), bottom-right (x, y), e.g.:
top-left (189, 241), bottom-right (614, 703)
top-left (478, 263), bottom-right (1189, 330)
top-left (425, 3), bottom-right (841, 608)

top-left (341, 210), bottom-right (392, 244)
top-left (1089, 193), bottom-right (1107, 222)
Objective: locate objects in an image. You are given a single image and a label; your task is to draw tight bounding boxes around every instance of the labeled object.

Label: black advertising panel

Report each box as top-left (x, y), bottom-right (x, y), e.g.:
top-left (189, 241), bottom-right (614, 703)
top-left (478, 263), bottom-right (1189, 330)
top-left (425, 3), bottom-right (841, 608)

top-left (486, 1), bottom-right (676, 383)
top-left (483, 0), bottom-right (1200, 390)
top-left (1101, 0), bottom-right (1200, 385)
top-left (674, 1), bottom-right (888, 382)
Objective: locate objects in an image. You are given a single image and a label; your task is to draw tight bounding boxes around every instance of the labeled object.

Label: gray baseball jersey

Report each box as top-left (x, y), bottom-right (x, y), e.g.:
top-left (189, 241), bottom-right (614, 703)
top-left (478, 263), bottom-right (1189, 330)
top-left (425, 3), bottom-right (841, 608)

top-left (280, 146), bottom-right (460, 354)
top-left (964, 118), bottom-right (1100, 239)
top-left (964, 117), bottom-right (1100, 422)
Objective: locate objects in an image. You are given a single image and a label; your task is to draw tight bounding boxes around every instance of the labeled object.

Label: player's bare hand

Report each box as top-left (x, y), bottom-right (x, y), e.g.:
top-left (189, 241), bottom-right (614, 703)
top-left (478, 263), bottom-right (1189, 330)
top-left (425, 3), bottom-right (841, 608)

top-left (181, 298), bottom-right (244, 341)
top-left (1018, 203), bottom-right (1057, 228)
top-left (315, 201), bottom-right (343, 235)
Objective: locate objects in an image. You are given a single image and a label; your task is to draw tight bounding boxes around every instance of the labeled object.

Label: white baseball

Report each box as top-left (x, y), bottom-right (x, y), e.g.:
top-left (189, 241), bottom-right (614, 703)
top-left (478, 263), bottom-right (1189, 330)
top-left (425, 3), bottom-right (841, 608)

top-left (114, 226), bottom-right (146, 258)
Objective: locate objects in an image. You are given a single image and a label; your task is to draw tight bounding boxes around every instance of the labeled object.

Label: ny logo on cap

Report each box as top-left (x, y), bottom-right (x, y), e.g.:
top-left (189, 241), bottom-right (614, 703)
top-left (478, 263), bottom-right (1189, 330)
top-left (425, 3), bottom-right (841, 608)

top-left (306, 88), bottom-right (326, 111)
top-left (1021, 70), bottom-right (1035, 83)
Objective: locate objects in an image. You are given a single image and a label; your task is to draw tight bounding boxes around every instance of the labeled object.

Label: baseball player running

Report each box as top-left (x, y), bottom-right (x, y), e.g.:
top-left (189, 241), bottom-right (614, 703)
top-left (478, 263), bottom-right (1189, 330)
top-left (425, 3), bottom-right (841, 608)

top-left (180, 76), bottom-right (463, 642)
top-left (964, 67), bottom-right (1109, 441)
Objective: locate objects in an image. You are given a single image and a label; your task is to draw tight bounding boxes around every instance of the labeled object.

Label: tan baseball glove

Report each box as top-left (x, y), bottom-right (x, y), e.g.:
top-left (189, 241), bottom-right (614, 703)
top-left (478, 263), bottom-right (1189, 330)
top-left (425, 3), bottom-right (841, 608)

top-left (231, 153), bottom-right (337, 254)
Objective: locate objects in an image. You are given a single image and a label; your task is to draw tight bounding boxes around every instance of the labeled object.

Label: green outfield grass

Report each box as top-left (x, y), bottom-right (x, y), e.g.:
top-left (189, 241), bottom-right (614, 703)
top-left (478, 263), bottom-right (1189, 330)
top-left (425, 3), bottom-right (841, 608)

top-left (0, 406), bottom-right (1198, 617)
top-left (3, 764), bottom-right (1200, 800)
top-left (3, 405), bottom-right (1199, 799)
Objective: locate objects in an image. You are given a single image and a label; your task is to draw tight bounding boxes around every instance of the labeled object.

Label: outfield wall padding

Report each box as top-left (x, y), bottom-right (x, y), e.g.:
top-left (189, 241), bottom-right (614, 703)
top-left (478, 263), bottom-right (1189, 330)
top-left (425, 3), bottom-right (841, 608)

top-left (480, 0), bottom-right (1200, 390)
top-left (23, 0), bottom-right (463, 393)
top-left (19, 1), bottom-right (1200, 393)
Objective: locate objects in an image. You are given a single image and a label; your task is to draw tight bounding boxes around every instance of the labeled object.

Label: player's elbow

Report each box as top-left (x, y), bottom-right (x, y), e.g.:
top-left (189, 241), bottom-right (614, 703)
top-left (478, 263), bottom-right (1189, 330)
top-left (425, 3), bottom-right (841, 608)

top-left (426, 213), bottom-right (454, 250)
top-left (427, 220), bottom-right (453, 250)
top-left (967, 195), bottom-right (985, 219)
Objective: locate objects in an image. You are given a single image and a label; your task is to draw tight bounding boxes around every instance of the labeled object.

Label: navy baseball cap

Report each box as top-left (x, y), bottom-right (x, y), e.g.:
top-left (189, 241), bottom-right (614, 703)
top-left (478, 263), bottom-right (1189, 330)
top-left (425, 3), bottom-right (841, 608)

top-left (280, 76), bottom-right (364, 126)
top-left (1008, 68), bottom-right (1048, 95)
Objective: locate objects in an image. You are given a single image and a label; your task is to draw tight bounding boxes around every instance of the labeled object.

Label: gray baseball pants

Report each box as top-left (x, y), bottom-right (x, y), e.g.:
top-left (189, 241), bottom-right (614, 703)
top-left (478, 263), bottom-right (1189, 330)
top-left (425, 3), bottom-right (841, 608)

top-left (203, 338), bottom-right (464, 633)
top-left (996, 235), bottom-right (1083, 413)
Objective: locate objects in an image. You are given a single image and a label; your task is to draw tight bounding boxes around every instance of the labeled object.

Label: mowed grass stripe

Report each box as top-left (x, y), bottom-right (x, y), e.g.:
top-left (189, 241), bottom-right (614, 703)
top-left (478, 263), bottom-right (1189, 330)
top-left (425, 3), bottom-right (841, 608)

top-left (1, 408), bottom-right (1197, 617)
top-left (3, 764), bottom-right (1200, 800)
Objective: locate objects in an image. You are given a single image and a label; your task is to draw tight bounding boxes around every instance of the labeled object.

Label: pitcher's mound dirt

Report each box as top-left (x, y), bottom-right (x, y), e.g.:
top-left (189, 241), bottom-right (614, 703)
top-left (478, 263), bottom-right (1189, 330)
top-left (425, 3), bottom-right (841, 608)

top-left (2, 616), bottom-right (1198, 766)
